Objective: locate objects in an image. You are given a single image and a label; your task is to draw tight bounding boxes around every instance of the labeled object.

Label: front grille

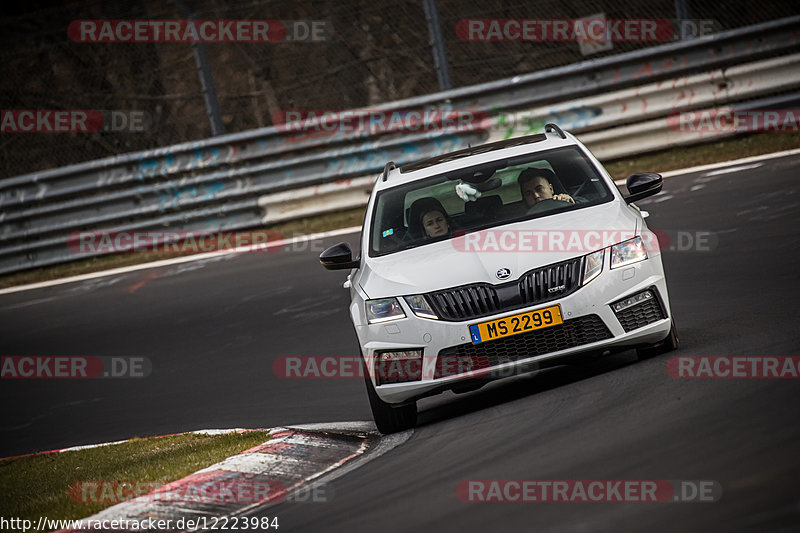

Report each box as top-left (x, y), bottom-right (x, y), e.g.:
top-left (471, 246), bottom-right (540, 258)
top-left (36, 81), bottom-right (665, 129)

top-left (434, 315), bottom-right (612, 379)
top-left (612, 290), bottom-right (666, 333)
top-left (426, 257), bottom-right (584, 321)
top-left (427, 285), bottom-right (501, 321)
top-left (519, 257), bottom-right (583, 305)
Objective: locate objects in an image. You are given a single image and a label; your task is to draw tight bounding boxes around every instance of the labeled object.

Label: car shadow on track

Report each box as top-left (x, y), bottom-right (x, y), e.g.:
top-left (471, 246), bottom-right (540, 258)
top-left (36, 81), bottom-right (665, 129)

top-left (415, 350), bottom-right (645, 429)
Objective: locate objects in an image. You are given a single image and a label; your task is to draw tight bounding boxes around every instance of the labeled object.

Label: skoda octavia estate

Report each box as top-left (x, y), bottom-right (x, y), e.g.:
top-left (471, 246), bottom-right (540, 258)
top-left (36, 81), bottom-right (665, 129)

top-left (320, 124), bottom-right (678, 433)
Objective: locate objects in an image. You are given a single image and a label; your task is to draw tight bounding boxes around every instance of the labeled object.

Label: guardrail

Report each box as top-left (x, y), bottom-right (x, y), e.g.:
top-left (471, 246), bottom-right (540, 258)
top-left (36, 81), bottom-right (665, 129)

top-left (503, 52), bottom-right (800, 158)
top-left (1, 16), bottom-right (799, 275)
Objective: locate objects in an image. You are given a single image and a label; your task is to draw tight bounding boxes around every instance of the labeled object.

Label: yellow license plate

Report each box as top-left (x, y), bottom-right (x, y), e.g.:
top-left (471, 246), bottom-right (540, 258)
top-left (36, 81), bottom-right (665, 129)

top-left (469, 305), bottom-right (563, 344)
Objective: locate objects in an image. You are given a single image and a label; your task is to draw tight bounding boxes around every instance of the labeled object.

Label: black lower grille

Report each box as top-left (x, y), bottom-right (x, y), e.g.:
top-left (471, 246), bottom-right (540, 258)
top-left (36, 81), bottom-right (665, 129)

top-left (612, 290), bottom-right (666, 333)
top-left (434, 315), bottom-right (612, 379)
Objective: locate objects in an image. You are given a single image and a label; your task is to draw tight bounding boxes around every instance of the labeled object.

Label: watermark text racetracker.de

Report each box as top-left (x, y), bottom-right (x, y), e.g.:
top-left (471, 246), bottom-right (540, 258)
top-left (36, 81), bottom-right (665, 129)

top-left (667, 356), bottom-right (800, 378)
top-left (456, 18), bottom-right (718, 42)
top-left (0, 110), bottom-right (152, 133)
top-left (273, 109), bottom-right (488, 139)
top-left (70, 479), bottom-right (332, 505)
top-left (273, 355), bottom-right (508, 380)
top-left (458, 479), bottom-right (722, 503)
top-left (0, 356), bottom-right (150, 379)
top-left (668, 109), bottom-right (800, 133)
top-left (67, 230), bottom-right (326, 255)
top-left (68, 19), bottom-right (331, 43)
top-left (451, 229), bottom-right (718, 254)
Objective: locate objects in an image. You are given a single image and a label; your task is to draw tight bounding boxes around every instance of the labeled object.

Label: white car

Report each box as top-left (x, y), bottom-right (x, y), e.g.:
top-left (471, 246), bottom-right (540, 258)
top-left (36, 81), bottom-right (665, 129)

top-left (320, 124), bottom-right (678, 433)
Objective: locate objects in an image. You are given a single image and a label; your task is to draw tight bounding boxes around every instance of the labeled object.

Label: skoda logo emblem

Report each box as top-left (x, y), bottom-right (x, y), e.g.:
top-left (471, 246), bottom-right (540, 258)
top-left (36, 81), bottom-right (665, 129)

top-left (496, 268), bottom-right (512, 280)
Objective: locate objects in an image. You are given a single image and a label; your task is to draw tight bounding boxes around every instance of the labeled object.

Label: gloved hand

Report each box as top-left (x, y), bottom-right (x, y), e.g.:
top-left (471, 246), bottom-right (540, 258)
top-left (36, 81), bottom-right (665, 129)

top-left (455, 182), bottom-right (482, 202)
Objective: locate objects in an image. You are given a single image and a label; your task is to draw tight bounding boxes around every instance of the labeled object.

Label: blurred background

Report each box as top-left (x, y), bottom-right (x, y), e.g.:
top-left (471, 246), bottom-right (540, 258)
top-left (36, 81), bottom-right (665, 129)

top-left (2, 0), bottom-right (798, 177)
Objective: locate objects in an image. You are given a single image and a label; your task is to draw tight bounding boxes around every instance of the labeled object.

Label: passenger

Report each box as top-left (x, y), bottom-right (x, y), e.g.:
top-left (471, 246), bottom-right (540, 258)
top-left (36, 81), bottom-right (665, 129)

top-left (408, 197), bottom-right (452, 240)
top-left (518, 168), bottom-right (575, 207)
top-left (421, 208), bottom-right (450, 238)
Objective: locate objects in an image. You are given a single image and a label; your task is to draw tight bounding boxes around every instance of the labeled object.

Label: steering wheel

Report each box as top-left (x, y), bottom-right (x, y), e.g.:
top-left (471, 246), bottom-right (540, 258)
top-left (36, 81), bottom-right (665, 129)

top-left (527, 198), bottom-right (572, 214)
top-left (569, 177), bottom-right (591, 196)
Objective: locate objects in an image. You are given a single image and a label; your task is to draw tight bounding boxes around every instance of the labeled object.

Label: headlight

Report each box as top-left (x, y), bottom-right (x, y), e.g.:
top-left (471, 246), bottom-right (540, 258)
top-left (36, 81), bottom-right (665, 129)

top-left (404, 295), bottom-right (439, 320)
top-left (582, 249), bottom-right (604, 285)
top-left (366, 298), bottom-right (406, 324)
top-left (611, 236), bottom-right (648, 269)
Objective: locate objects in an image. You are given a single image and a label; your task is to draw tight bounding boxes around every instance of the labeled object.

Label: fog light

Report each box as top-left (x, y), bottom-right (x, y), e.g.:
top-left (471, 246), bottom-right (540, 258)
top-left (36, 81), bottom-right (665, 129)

top-left (378, 350), bottom-right (422, 361)
top-left (612, 290), bottom-right (653, 312)
top-left (374, 349), bottom-right (423, 385)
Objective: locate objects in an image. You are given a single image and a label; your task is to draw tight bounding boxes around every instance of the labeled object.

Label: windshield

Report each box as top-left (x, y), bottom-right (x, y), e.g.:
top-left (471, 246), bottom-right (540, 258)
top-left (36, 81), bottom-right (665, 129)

top-left (369, 146), bottom-right (614, 257)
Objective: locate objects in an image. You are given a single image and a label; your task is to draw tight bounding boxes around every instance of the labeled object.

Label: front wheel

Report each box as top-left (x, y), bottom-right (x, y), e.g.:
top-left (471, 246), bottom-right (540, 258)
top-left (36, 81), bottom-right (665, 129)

top-left (636, 320), bottom-right (679, 360)
top-left (363, 367), bottom-right (417, 434)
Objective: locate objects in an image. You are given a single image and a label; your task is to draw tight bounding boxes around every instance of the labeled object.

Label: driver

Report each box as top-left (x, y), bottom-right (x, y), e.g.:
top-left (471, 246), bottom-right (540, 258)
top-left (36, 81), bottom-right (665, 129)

top-left (518, 168), bottom-right (575, 207)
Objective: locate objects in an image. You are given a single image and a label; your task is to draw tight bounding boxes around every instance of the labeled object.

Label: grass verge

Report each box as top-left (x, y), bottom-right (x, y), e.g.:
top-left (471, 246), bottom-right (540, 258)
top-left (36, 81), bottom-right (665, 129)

top-left (2, 131), bottom-right (799, 290)
top-left (0, 430), bottom-right (270, 525)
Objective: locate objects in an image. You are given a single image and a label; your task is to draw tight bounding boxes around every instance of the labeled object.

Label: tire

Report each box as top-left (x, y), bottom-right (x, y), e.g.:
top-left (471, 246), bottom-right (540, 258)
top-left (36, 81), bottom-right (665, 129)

top-left (363, 369), bottom-right (417, 434)
top-left (636, 320), bottom-right (679, 360)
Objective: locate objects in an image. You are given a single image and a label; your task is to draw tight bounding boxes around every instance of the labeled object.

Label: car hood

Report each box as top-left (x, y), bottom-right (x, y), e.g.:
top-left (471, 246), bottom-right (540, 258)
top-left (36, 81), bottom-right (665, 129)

top-left (359, 201), bottom-right (640, 298)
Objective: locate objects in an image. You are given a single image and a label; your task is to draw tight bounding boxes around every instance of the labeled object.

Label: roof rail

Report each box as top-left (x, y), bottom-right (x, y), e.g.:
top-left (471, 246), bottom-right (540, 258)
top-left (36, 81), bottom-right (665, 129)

top-left (381, 161), bottom-right (397, 181)
top-left (544, 123), bottom-right (566, 139)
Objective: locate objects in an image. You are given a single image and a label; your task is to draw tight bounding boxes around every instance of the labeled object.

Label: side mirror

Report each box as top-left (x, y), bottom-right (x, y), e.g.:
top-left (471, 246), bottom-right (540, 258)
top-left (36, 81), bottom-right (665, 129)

top-left (320, 242), bottom-right (360, 270)
top-left (624, 172), bottom-right (663, 204)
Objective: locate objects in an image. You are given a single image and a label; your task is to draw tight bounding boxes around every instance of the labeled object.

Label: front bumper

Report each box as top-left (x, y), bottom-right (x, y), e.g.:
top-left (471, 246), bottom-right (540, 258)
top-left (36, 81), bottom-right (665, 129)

top-left (355, 258), bottom-right (672, 404)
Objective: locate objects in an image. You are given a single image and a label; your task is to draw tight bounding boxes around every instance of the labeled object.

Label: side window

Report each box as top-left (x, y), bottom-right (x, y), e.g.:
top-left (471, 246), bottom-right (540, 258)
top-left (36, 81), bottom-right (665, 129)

top-left (372, 189), bottom-right (407, 254)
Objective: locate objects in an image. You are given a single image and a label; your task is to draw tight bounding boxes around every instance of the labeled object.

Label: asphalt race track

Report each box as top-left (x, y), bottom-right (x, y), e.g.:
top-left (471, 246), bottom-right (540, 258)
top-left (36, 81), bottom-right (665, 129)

top-left (2, 153), bottom-right (799, 531)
